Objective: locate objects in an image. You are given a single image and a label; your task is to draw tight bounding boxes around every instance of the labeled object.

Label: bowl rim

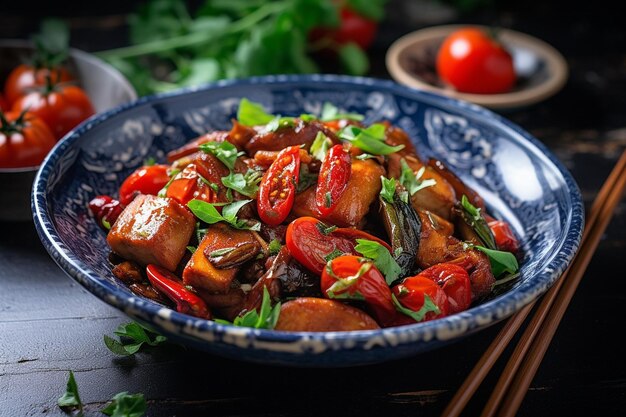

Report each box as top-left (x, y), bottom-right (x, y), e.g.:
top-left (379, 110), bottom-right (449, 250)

top-left (385, 24), bottom-right (569, 110)
top-left (31, 74), bottom-right (584, 351)
top-left (0, 38), bottom-right (138, 174)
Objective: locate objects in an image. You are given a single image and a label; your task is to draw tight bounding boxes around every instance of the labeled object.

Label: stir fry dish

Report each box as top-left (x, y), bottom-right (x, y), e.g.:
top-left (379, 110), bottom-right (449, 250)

top-left (88, 99), bottom-right (520, 332)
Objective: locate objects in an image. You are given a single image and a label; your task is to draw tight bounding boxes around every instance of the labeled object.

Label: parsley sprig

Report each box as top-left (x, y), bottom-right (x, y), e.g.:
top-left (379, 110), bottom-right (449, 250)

top-left (104, 322), bottom-right (167, 356)
top-left (214, 286), bottom-right (281, 329)
top-left (354, 239), bottom-right (401, 285)
top-left (187, 199), bottom-right (261, 231)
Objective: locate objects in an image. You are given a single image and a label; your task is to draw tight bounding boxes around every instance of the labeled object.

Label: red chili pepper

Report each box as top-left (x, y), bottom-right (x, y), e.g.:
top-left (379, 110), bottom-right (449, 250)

top-left (88, 195), bottom-right (124, 230)
top-left (257, 145), bottom-right (301, 226)
top-left (146, 264), bottom-right (211, 319)
top-left (417, 263), bottom-right (472, 314)
top-left (315, 144), bottom-right (351, 217)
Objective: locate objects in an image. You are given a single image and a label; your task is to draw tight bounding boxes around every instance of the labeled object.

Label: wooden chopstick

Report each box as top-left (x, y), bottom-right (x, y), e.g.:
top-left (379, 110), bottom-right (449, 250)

top-left (441, 149), bottom-right (626, 417)
top-left (491, 149), bottom-right (626, 417)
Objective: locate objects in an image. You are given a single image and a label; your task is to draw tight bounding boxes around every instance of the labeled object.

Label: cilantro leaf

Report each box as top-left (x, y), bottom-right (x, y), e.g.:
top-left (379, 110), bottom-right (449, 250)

top-left (319, 102), bottom-right (364, 122)
top-left (58, 371), bottom-right (83, 413)
top-left (104, 322), bottom-right (167, 356)
top-left (215, 286), bottom-right (280, 329)
top-left (237, 98), bottom-right (276, 126)
top-left (380, 176), bottom-right (397, 204)
top-left (354, 239), bottom-right (401, 285)
top-left (101, 392), bottom-right (146, 417)
top-left (310, 131), bottom-right (332, 161)
top-left (268, 239), bottom-right (282, 255)
top-left (392, 293), bottom-right (441, 323)
top-left (473, 245), bottom-right (519, 277)
top-left (198, 141), bottom-right (243, 171)
top-left (221, 169), bottom-right (262, 198)
top-left (339, 124), bottom-right (404, 155)
top-left (399, 159), bottom-right (437, 196)
top-left (187, 199), bottom-right (260, 231)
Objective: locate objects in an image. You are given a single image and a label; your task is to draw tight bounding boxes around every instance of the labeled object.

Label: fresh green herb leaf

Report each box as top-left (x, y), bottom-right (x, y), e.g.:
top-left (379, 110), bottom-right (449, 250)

top-left (265, 116), bottom-right (297, 132)
top-left (325, 262), bottom-right (370, 299)
top-left (460, 195), bottom-right (497, 250)
top-left (316, 222), bottom-right (338, 235)
top-left (392, 293), bottom-right (440, 322)
top-left (101, 391), bottom-right (146, 417)
top-left (186, 246), bottom-right (197, 254)
top-left (338, 42), bottom-right (369, 76)
top-left (380, 176), bottom-right (397, 204)
top-left (58, 371), bottom-right (83, 413)
top-left (221, 169), bottom-right (261, 198)
top-left (310, 131), bottom-right (332, 161)
top-left (399, 159), bottom-right (437, 196)
top-left (188, 199), bottom-right (260, 231)
top-left (237, 98), bottom-right (276, 126)
top-left (355, 153), bottom-right (377, 160)
top-left (268, 239), bottom-right (282, 255)
top-left (104, 322), bottom-right (167, 356)
top-left (195, 222), bottom-right (208, 243)
top-left (216, 286), bottom-right (280, 329)
top-left (354, 239), bottom-right (401, 284)
top-left (339, 124), bottom-right (404, 155)
top-left (102, 218), bottom-right (112, 230)
top-left (199, 141), bottom-right (244, 171)
top-left (143, 156), bottom-right (156, 166)
top-left (473, 245), bottom-right (519, 277)
top-left (320, 102), bottom-right (364, 122)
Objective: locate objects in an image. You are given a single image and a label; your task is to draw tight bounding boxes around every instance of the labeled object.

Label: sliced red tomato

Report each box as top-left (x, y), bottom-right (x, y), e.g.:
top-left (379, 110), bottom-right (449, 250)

top-left (488, 219), bottom-right (519, 253)
top-left (321, 255), bottom-right (395, 326)
top-left (391, 275), bottom-right (450, 325)
top-left (417, 263), bottom-right (471, 314)
top-left (119, 164), bottom-right (170, 205)
top-left (315, 144), bottom-right (351, 216)
top-left (285, 216), bottom-right (391, 275)
top-left (257, 145), bottom-right (301, 226)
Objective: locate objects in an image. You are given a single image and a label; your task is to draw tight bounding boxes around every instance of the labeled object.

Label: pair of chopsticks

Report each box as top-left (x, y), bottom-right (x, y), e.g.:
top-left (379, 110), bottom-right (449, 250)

top-left (442, 149), bottom-right (626, 417)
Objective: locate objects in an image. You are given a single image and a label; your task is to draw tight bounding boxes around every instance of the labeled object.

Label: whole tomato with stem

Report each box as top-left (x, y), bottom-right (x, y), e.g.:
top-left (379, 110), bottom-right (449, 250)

top-left (119, 164), bottom-right (171, 205)
top-left (0, 110), bottom-right (56, 168)
top-left (436, 27), bottom-right (517, 94)
top-left (4, 64), bottom-right (74, 106)
top-left (321, 255), bottom-right (395, 326)
top-left (12, 82), bottom-right (95, 141)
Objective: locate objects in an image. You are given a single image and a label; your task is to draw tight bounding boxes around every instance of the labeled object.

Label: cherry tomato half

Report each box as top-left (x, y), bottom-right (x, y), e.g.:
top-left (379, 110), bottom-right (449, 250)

top-left (321, 255), bottom-right (395, 326)
top-left (488, 219), bottom-right (519, 253)
top-left (257, 145), bottom-right (301, 226)
top-left (0, 110), bottom-right (56, 168)
top-left (436, 27), bottom-right (516, 94)
top-left (166, 153), bottom-right (230, 207)
top-left (417, 263), bottom-right (471, 314)
top-left (391, 275), bottom-right (449, 325)
top-left (3, 64), bottom-right (74, 106)
top-left (315, 144), bottom-right (351, 216)
top-left (12, 84), bottom-right (95, 140)
top-left (285, 216), bottom-right (391, 275)
top-left (119, 164), bottom-right (171, 206)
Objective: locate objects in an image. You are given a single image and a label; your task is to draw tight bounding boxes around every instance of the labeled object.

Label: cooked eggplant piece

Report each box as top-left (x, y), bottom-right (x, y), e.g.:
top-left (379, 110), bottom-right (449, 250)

top-left (112, 261), bottom-right (143, 284)
top-left (379, 193), bottom-right (421, 278)
top-left (107, 195), bottom-right (195, 271)
top-left (183, 223), bottom-right (260, 292)
top-left (274, 298), bottom-right (380, 332)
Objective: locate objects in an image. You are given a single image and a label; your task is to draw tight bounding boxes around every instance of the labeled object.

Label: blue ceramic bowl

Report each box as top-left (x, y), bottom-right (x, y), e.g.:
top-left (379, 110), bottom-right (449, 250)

top-left (32, 74), bottom-right (584, 367)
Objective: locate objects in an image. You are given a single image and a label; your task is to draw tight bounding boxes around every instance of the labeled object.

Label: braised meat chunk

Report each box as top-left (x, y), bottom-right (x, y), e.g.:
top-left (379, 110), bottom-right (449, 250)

top-left (107, 195), bottom-right (195, 271)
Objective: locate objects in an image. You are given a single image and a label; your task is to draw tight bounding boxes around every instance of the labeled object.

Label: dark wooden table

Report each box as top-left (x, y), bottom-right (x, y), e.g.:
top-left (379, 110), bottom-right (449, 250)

top-left (2, 1), bottom-right (625, 416)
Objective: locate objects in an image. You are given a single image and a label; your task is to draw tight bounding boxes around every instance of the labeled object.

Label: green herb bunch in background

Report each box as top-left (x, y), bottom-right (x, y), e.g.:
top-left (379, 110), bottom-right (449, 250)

top-left (97, 0), bottom-right (388, 96)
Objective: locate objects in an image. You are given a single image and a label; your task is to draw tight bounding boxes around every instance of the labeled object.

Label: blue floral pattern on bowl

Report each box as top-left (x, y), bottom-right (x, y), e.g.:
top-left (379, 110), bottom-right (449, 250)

top-left (32, 75), bottom-right (584, 367)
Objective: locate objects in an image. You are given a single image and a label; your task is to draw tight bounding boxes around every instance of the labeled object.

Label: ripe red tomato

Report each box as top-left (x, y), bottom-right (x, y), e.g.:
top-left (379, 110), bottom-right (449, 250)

top-left (0, 110), bottom-right (56, 168)
top-left (391, 275), bottom-right (450, 325)
top-left (285, 216), bottom-right (391, 275)
top-left (488, 219), bottom-right (519, 253)
top-left (436, 27), bottom-right (516, 94)
top-left (321, 255), bottom-right (395, 326)
top-left (3, 64), bottom-right (74, 106)
top-left (118, 164), bottom-right (171, 205)
top-left (417, 263), bottom-right (471, 314)
top-left (12, 84), bottom-right (95, 141)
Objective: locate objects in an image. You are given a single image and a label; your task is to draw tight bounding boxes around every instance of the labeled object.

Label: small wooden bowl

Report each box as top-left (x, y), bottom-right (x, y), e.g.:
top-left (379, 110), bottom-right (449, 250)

top-left (386, 24), bottom-right (568, 111)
